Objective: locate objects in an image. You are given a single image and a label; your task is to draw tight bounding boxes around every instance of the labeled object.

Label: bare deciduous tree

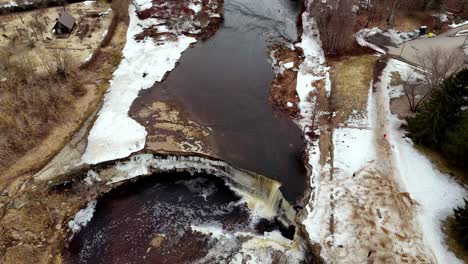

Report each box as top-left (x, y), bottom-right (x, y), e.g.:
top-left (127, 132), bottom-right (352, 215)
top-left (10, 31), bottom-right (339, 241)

top-left (362, 0), bottom-right (426, 27)
top-left (402, 72), bottom-right (427, 112)
top-left (29, 18), bottom-right (46, 40)
top-left (417, 48), bottom-right (464, 90)
top-left (310, 0), bottom-right (356, 54)
top-left (401, 48), bottom-right (465, 112)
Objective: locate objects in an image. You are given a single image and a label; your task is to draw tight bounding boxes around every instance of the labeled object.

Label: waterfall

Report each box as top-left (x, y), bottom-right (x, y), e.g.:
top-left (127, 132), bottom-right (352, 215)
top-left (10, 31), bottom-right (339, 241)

top-left (77, 151), bottom-right (297, 226)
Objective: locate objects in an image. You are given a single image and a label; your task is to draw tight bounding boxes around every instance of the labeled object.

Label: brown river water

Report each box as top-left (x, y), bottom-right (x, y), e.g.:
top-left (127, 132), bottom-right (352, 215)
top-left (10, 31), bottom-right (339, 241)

top-left (130, 0), bottom-right (305, 203)
top-left (66, 0), bottom-right (307, 262)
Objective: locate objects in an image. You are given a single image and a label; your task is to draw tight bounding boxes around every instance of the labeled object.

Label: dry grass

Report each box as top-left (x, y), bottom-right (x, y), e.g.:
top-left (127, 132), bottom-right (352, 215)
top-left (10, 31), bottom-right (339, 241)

top-left (0, 51), bottom-right (85, 170)
top-left (0, 1), bottom-right (113, 73)
top-left (329, 55), bottom-right (378, 124)
top-left (0, 15), bottom-right (128, 191)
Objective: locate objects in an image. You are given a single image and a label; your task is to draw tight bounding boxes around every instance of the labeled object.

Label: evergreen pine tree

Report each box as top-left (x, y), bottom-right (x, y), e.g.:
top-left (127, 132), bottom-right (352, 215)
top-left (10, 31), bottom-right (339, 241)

top-left (453, 199), bottom-right (468, 250)
top-left (442, 113), bottom-right (468, 168)
top-left (407, 68), bottom-right (468, 149)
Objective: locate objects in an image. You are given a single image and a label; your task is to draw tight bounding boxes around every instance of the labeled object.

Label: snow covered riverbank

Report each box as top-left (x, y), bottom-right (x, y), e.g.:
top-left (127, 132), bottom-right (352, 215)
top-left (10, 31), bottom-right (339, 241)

top-left (81, 0), bottom-right (223, 164)
top-left (299, 54), bottom-right (467, 262)
top-left (81, 1), bottom-right (196, 164)
top-left (294, 4), bottom-right (330, 215)
top-left (296, 3), bottom-right (466, 260)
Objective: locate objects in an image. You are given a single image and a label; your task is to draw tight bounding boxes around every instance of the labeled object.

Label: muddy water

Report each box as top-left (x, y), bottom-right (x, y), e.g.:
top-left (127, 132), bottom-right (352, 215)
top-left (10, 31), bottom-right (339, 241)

top-left (65, 172), bottom-right (289, 263)
top-left (131, 0), bottom-right (306, 203)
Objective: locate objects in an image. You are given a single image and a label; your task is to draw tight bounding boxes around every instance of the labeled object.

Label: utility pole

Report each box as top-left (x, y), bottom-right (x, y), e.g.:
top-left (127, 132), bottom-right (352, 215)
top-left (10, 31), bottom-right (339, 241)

top-left (399, 41), bottom-right (406, 57)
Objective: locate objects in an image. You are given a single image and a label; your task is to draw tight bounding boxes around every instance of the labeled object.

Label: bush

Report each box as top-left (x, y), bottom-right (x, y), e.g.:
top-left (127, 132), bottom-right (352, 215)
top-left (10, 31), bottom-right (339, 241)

top-left (452, 199), bottom-right (468, 250)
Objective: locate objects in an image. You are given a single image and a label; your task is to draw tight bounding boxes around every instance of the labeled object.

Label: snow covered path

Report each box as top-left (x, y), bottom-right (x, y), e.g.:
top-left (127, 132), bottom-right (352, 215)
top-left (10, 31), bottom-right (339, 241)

top-left (382, 60), bottom-right (467, 263)
top-left (305, 81), bottom-right (432, 263)
top-left (303, 58), bottom-right (467, 263)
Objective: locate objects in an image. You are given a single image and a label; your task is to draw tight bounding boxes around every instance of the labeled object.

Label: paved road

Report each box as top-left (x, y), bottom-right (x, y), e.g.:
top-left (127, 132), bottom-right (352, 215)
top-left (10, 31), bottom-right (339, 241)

top-left (387, 25), bottom-right (468, 68)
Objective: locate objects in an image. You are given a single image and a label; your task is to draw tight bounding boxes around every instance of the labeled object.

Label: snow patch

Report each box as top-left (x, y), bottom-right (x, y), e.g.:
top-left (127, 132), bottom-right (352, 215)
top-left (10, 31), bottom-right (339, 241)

top-left (449, 20), bottom-right (468, 28)
top-left (82, 0), bottom-right (95, 6)
top-left (432, 13), bottom-right (448, 22)
top-left (333, 128), bottom-right (375, 175)
top-left (283, 62), bottom-right (294, 69)
top-left (82, 53), bottom-right (92, 63)
top-left (294, 7), bottom-right (331, 260)
top-left (68, 201), bottom-right (97, 234)
top-left (355, 28), bottom-right (386, 54)
top-left (135, 0), bottom-right (153, 10)
top-left (189, 1), bottom-right (202, 13)
top-left (83, 170), bottom-right (101, 185)
top-left (190, 223), bottom-right (304, 264)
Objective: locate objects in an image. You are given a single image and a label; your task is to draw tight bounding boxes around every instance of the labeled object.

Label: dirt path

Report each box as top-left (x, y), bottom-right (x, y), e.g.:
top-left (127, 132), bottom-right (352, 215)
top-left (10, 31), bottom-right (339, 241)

top-left (308, 61), bottom-right (435, 263)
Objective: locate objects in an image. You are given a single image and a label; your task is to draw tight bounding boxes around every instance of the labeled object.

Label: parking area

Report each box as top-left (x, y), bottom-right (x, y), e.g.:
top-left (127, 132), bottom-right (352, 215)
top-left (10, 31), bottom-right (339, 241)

top-left (387, 25), bottom-right (468, 68)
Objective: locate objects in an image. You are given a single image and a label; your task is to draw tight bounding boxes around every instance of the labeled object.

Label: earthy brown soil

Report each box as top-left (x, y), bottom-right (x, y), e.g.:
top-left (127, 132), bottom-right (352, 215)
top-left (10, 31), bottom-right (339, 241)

top-left (0, 159), bottom-right (124, 264)
top-left (0, 1), bottom-right (113, 73)
top-left (269, 44), bottom-right (303, 118)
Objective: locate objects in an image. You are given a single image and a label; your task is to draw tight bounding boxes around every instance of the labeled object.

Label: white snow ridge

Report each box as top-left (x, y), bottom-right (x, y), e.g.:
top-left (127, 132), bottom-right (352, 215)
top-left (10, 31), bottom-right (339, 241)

top-left (81, 0), bottom-right (196, 164)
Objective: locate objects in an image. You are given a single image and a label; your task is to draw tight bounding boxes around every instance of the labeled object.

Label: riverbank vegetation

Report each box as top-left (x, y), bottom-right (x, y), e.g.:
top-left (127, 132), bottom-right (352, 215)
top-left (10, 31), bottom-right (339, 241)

top-left (0, 51), bottom-right (84, 170)
top-left (406, 68), bottom-right (468, 253)
top-left (407, 68), bottom-right (468, 170)
top-left (0, 0), bottom-right (129, 190)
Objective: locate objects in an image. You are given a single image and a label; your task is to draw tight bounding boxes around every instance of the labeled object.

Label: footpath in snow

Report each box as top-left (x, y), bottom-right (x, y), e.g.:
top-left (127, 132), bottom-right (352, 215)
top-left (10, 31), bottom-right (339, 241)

top-left (382, 59), bottom-right (467, 264)
top-left (296, 8), bottom-right (467, 261)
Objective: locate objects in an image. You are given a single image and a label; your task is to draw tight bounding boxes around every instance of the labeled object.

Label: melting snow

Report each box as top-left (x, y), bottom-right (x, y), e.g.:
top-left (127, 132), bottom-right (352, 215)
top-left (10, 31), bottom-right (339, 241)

top-left (449, 20), bottom-right (468, 28)
top-left (68, 201), bottom-right (97, 234)
top-left (81, 0), bottom-right (196, 164)
top-left (294, 6), bottom-right (331, 260)
top-left (189, 2), bottom-right (202, 13)
top-left (190, 223), bottom-right (304, 264)
top-left (382, 59), bottom-right (467, 264)
top-left (355, 28), bottom-right (387, 54)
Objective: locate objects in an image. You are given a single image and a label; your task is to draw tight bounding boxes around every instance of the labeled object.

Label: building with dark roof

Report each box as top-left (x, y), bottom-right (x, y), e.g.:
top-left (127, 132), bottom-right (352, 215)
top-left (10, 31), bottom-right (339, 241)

top-left (52, 12), bottom-right (76, 35)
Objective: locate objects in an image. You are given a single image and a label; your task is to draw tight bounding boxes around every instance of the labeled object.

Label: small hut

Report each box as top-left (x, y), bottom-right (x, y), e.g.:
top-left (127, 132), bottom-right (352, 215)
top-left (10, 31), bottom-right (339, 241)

top-left (52, 12), bottom-right (76, 35)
